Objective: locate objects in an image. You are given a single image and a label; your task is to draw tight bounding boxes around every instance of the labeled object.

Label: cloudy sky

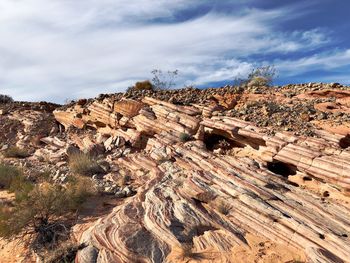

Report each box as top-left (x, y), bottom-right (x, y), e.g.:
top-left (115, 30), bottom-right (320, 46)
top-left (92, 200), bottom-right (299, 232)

top-left (0, 0), bottom-right (349, 103)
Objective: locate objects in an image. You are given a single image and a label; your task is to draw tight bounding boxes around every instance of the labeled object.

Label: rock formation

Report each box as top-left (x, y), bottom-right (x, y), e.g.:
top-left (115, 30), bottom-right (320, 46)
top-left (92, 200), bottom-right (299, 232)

top-left (1, 83), bottom-right (350, 262)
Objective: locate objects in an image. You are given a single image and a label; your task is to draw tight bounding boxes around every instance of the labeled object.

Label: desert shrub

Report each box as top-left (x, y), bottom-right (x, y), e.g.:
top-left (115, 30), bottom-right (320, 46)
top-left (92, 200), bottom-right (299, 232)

top-left (0, 176), bottom-right (94, 252)
top-left (0, 164), bottom-right (22, 189)
top-left (0, 164), bottom-right (34, 202)
top-left (36, 170), bottom-right (52, 183)
top-left (134, 80), bottom-right (154, 91)
top-left (151, 69), bottom-right (179, 90)
top-left (3, 146), bottom-right (30, 158)
top-left (179, 132), bottom-right (192, 142)
top-left (66, 175), bottom-right (96, 206)
top-left (234, 65), bottom-right (277, 87)
top-left (68, 152), bottom-right (101, 176)
top-left (0, 94), bottom-right (14, 104)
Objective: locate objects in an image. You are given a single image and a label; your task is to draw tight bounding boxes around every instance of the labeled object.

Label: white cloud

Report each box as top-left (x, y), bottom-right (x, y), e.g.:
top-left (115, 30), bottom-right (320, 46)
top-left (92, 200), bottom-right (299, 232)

top-left (0, 0), bottom-right (338, 102)
top-left (277, 49), bottom-right (350, 74)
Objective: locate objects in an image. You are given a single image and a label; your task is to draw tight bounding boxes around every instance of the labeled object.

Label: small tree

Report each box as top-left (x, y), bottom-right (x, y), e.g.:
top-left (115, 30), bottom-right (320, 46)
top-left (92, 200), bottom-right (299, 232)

top-left (151, 69), bottom-right (179, 90)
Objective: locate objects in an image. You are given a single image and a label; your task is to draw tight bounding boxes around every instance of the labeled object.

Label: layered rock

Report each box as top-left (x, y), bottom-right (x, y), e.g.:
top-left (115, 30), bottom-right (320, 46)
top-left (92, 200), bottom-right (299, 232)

top-left (50, 88), bottom-right (350, 263)
top-left (2, 84), bottom-right (349, 263)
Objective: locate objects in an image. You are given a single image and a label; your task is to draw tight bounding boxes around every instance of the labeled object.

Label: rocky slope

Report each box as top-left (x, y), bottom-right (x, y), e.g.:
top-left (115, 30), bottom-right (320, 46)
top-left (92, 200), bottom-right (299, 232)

top-left (1, 83), bottom-right (350, 263)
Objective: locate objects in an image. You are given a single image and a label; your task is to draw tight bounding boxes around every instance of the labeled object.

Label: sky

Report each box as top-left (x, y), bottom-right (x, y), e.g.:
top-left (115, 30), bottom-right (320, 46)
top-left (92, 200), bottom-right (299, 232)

top-left (0, 0), bottom-right (349, 103)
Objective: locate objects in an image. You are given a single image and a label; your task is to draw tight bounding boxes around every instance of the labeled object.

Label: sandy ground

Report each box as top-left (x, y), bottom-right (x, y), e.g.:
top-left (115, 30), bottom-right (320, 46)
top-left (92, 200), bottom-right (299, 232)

top-left (167, 233), bottom-right (306, 262)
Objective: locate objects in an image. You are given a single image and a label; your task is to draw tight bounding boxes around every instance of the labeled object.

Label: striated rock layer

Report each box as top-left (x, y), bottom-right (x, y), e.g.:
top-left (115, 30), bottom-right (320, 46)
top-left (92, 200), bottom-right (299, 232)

top-left (51, 85), bottom-right (350, 263)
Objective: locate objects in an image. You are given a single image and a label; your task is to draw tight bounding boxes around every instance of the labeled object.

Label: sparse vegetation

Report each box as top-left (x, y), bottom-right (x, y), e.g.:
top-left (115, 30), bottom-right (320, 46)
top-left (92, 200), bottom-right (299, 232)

top-left (0, 94), bottom-right (14, 104)
top-left (215, 199), bottom-right (232, 215)
top-left (234, 65), bottom-right (277, 87)
top-left (68, 152), bottom-right (102, 176)
top-left (134, 80), bottom-right (154, 91)
top-left (3, 146), bottom-right (30, 158)
top-left (151, 69), bottom-right (179, 90)
top-left (0, 175), bottom-right (94, 254)
top-left (43, 241), bottom-right (84, 263)
top-left (0, 164), bottom-right (22, 190)
top-left (179, 132), bottom-right (192, 142)
top-left (126, 80), bottom-right (154, 93)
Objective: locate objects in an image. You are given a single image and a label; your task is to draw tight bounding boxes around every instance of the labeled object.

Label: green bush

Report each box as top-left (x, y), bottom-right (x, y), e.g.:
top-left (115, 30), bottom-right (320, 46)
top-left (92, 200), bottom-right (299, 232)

top-left (0, 164), bottom-right (21, 189)
top-left (3, 146), bottom-right (30, 158)
top-left (69, 152), bottom-right (101, 176)
top-left (0, 176), bottom-right (94, 251)
top-left (179, 132), bottom-right (192, 142)
top-left (0, 164), bottom-right (33, 201)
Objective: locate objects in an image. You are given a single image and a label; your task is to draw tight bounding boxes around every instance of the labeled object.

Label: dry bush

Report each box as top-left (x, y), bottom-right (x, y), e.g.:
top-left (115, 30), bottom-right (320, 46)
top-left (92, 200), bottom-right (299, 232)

top-left (3, 146), bottom-right (30, 158)
top-left (0, 176), bottom-right (94, 253)
top-left (0, 94), bottom-right (14, 104)
top-left (215, 199), bottom-right (232, 215)
top-left (69, 152), bottom-right (101, 176)
top-left (43, 241), bottom-right (83, 263)
top-left (234, 65), bottom-right (277, 87)
top-left (134, 80), bottom-right (154, 91)
top-left (0, 164), bottom-right (33, 202)
top-left (66, 176), bottom-right (97, 205)
top-left (36, 170), bottom-right (52, 183)
top-left (0, 164), bottom-right (22, 189)
top-left (151, 69), bottom-right (178, 90)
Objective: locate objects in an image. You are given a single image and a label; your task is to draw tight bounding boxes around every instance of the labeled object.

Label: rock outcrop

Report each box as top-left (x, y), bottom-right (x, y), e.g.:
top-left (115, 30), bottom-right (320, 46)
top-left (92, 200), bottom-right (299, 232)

top-left (1, 83), bottom-right (350, 263)
top-left (51, 84), bottom-right (350, 263)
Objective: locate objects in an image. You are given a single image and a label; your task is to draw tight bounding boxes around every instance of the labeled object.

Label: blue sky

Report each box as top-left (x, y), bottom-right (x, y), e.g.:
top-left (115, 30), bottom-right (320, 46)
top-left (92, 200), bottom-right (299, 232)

top-left (0, 0), bottom-right (349, 102)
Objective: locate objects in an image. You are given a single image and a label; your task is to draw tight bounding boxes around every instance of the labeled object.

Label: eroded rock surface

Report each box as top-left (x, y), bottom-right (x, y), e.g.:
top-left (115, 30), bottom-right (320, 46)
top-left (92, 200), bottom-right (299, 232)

top-left (1, 83), bottom-right (350, 263)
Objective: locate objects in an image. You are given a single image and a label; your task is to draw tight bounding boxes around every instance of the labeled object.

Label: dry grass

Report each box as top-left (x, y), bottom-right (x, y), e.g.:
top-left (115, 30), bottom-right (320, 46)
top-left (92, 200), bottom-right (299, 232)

top-left (68, 152), bottom-right (101, 176)
top-left (215, 199), bottom-right (232, 215)
top-left (3, 146), bottom-right (30, 158)
top-left (43, 241), bottom-right (83, 263)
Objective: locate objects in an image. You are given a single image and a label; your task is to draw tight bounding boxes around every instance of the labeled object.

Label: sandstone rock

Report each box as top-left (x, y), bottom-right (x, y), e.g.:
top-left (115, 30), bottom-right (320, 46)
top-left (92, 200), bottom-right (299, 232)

top-left (113, 99), bottom-right (144, 118)
top-left (42, 83), bottom-right (350, 263)
top-left (76, 245), bottom-right (99, 263)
